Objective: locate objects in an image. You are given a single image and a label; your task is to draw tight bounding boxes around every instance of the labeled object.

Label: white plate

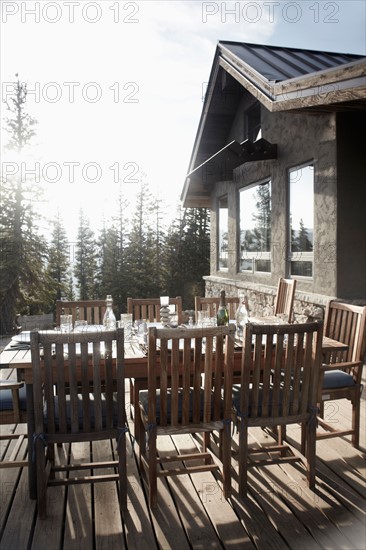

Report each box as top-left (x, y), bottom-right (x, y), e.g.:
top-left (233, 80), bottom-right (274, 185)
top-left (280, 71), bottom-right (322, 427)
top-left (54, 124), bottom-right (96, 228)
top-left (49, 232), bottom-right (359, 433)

top-left (11, 331), bottom-right (31, 344)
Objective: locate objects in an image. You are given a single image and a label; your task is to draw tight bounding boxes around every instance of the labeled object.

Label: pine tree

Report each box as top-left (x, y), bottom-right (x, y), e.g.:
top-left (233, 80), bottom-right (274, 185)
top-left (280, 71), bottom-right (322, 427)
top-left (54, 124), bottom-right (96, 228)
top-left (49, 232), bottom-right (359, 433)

top-left (125, 179), bottom-right (160, 298)
top-left (46, 213), bottom-right (71, 312)
top-left (96, 222), bottom-right (120, 305)
top-left (74, 210), bottom-right (97, 299)
top-left (297, 218), bottom-right (313, 252)
top-left (164, 205), bottom-right (210, 309)
top-left (0, 76), bottom-right (47, 331)
top-left (251, 182), bottom-right (271, 251)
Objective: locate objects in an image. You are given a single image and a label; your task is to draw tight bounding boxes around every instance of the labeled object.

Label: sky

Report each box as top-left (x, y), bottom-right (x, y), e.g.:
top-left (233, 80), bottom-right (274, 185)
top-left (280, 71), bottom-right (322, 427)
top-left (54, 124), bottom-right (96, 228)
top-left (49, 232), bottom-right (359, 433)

top-left (1, 0), bottom-right (365, 241)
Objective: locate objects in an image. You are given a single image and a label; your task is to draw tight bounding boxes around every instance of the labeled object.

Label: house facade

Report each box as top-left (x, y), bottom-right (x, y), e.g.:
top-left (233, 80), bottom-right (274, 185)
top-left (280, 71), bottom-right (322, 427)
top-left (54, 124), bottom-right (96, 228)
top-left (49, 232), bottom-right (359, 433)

top-left (181, 42), bottom-right (366, 319)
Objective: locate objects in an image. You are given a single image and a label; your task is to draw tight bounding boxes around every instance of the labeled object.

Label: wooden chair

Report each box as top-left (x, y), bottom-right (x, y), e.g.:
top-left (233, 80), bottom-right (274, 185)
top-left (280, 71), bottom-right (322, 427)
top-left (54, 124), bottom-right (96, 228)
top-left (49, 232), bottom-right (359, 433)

top-left (137, 324), bottom-right (235, 507)
top-left (274, 278), bottom-right (297, 322)
top-left (315, 301), bottom-right (366, 449)
top-left (195, 296), bottom-right (240, 322)
top-left (233, 321), bottom-right (323, 496)
top-left (126, 296), bottom-right (183, 421)
top-left (31, 328), bottom-right (127, 518)
top-left (0, 380), bottom-right (28, 468)
top-left (55, 300), bottom-right (106, 326)
top-left (127, 296), bottom-right (183, 324)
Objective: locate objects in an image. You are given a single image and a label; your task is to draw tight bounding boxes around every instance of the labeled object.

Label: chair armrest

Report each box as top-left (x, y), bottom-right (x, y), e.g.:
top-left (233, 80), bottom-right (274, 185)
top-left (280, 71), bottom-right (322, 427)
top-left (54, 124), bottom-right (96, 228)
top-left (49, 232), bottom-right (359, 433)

top-left (0, 380), bottom-right (24, 390)
top-left (320, 361), bottom-right (363, 373)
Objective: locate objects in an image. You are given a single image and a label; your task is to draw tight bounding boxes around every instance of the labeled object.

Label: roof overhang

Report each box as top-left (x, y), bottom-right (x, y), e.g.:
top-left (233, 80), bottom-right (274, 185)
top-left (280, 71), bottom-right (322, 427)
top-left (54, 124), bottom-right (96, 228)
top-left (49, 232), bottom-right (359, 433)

top-left (218, 43), bottom-right (366, 113)
top-left (181, 42), bottom-right (366, 208)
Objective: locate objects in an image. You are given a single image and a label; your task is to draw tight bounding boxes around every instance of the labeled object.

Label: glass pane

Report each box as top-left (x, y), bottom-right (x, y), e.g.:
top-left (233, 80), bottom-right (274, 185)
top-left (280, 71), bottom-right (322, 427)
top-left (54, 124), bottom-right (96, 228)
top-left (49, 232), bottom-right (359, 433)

top-left (255, 259), bottom-right (271, 272)
top-left (291, 261), bottom-right (313, 277)
top-left (239, 181), bottom-right (271, 273)
top-left (240, 258), bottom-right (253, 271)
top-left (289, 165), bottom-right (314, 253)
top-left (218, 195), bottom-right (228, 269)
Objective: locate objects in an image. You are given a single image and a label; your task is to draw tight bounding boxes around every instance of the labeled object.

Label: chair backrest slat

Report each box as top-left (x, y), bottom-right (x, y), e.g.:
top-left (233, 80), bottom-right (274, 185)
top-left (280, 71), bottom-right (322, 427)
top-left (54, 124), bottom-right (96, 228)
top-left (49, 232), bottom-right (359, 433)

top-left (147, 325), bottom-right (235, 429)
top-left (324, 301), bottom-right (366, 366)
top-left (56, 300), bottom-right (107, 326)
top-left (195, 296), bottom-right (239, 322)
top-left (31, 329), bottom-right (124, 438)
top-left (127, 297), bottom-right (183, 324)
top-left (274, 278), bottom-right (297, 322)
top-left (239, 321), bottom-right (323, 422)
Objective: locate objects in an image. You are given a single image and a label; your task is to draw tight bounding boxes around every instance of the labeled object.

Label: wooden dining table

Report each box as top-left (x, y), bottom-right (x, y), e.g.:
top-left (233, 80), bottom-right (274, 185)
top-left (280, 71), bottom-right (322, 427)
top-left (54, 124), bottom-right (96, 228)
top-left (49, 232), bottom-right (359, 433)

top-left (0, 324), bottom-right (348, 499)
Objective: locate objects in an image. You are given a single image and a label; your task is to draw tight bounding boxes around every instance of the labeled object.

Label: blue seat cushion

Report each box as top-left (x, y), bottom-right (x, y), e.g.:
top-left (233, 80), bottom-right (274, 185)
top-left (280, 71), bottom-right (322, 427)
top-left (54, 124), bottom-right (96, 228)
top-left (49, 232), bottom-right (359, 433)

top-left (322, 370), bottom-right (355, 389)
top-left (0, 384), bottom-right (27, 411)
top-left (139, 388), bottom-right (220, 424)
top-left (232, 384), bottom-right (296, 418)
top-left (49, 393), bottom-right (118, 431)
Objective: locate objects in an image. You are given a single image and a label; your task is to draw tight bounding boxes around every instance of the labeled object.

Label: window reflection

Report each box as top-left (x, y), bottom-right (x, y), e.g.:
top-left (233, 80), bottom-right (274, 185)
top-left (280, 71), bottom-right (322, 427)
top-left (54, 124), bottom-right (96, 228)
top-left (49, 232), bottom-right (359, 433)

top-left (218, 195), bottom-right (228, 270)
top-left (239, 181), bottom-right (271, 273)
top-left (289, 164), bottom-right (314, 277)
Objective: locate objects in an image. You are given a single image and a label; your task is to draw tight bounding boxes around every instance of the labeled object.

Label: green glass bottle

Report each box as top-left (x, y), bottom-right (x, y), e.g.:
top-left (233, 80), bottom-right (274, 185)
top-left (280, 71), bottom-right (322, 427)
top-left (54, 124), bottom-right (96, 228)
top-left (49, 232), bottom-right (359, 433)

top-left (217, 290), bottom-right (229, 326)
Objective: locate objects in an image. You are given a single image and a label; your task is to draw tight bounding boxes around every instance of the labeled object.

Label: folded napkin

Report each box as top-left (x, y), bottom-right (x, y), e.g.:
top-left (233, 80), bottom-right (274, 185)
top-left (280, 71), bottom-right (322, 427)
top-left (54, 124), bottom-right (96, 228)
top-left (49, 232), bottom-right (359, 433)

top-left (8, 343), bottom-right (31, 350)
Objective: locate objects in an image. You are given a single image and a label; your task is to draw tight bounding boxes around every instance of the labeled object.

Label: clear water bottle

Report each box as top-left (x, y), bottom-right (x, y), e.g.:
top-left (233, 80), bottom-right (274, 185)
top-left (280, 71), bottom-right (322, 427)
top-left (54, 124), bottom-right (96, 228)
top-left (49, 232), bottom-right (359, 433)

top-left (235, 295), bottom-right (248, 339)
top-left (217, 290), bottom-right (229, 326)
top-left (103, 294), bottom-right (116, 329)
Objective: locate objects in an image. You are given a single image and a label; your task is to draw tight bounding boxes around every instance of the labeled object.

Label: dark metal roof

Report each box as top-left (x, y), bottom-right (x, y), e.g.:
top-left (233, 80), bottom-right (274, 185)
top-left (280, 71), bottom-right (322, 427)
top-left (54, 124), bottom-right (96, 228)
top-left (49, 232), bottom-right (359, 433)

top-left (181, 42), bottom-right (366, 208)
top-left (220, 41), bottom-right (364, 83)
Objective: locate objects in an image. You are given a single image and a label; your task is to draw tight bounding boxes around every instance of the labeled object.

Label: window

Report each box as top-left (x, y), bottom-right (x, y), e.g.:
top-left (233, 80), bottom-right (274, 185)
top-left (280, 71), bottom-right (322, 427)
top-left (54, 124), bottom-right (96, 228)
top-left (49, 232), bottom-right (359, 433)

top-left (288, 164), bottom-right (314, 277)
top-left (244, 103), bottom-right (261, 142)
top-left (239, 181), bottom-right (271, 273)
top-left (218, 195), bottom-right (228, 270)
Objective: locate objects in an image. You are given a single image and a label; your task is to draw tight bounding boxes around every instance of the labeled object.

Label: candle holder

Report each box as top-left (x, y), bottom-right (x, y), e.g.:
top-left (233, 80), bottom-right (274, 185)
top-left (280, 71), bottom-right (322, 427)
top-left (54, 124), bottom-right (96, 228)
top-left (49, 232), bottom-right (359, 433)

top-left (160, 296), bottom-right (170, 326)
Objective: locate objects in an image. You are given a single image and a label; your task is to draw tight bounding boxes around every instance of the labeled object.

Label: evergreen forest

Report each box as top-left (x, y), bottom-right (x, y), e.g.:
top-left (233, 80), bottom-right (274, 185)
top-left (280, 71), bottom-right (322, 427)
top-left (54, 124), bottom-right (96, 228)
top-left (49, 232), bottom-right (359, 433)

top-left (0, 78), bottom-right (210, 334)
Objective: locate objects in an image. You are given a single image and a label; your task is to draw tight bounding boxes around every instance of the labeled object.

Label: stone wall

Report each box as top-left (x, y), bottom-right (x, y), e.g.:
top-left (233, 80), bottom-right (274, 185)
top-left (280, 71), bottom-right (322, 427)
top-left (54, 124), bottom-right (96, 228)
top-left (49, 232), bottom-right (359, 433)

top-left (203, 276), bottom-right (332, 322)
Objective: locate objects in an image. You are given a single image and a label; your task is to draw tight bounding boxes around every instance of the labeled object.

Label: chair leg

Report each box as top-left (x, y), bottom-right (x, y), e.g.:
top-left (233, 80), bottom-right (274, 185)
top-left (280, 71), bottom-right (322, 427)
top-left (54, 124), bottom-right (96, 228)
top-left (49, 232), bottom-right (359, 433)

top-left (352, 397), bottom-right (360, 448)
top-left (147, 427), bottom-right (157, 508)
top-left (278, 425), bottom-right (286, 445)
top-left (301, 421), bottom-right (306, 456)
top-left (36, 441), bottom-right (49, 519)
top-left (116, 428), bottom-right (128, 512)
top-left (304, 419), bottom-right (316, 491)
top-left (238, 419), bottom-right (248, 497)
top-left (221, 425), bottom-right (231, 499)
top-left (129, 379), bottom-right (134, 420)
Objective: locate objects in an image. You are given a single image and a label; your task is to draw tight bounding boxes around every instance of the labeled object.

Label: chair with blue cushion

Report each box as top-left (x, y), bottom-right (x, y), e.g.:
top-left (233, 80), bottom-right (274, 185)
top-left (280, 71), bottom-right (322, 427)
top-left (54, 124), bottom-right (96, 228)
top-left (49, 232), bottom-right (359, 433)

top-left (0, 380), bottom-right (28, 468)
top-left (31, 328), bottom-right (127, 518)
top-left (315, 301), bottom-right (366, 449)
top-left (137, 324), bottom-right (235, 508)
top-left (233, 321), bottom-right (323, 497)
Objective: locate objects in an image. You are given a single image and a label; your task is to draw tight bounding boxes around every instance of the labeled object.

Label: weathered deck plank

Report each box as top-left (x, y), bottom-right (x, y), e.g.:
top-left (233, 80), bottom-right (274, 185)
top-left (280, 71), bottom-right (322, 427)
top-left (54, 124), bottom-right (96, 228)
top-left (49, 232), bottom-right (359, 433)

top-left (0, 385), bottom-right (365, 549)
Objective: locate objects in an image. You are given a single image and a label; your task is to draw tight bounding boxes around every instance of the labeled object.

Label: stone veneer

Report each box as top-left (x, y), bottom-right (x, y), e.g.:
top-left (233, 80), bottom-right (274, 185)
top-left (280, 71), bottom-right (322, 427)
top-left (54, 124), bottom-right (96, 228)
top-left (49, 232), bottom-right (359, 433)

top-left (203, 276), bottom-right (339, 322)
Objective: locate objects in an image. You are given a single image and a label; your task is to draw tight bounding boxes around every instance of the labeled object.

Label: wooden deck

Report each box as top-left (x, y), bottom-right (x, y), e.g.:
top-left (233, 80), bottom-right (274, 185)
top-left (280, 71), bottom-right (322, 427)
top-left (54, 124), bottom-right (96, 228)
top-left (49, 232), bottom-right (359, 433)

top-left (1, 371), bottom-right (365, 549)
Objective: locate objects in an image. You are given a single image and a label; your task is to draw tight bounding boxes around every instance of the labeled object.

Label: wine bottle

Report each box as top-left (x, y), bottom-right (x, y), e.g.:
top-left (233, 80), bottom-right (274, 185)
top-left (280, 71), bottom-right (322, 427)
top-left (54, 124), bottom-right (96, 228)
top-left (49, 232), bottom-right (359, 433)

top-left (217, 290), bottom-right (229, 326)
top-left (103, 294), bottom-right (116, 329)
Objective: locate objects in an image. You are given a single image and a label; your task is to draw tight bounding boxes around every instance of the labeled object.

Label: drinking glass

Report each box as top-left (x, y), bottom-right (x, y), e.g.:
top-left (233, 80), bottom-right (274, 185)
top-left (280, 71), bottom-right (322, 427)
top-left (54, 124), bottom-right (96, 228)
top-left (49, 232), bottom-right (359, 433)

top-left (169, 313), bottom-right (178, 328)
top-left (119, 313), bottom-right (133, 340)
top-left (74, 319), bottom-right (88, 332)
top-left (197, 310), bottom-right (209, 327)
top-left (60, 314), bottom-right (72, 333)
